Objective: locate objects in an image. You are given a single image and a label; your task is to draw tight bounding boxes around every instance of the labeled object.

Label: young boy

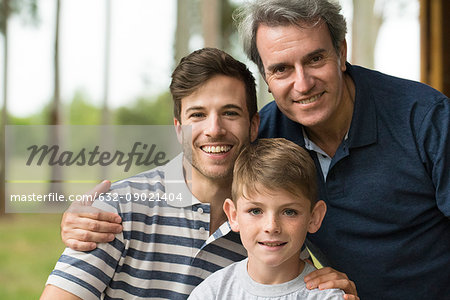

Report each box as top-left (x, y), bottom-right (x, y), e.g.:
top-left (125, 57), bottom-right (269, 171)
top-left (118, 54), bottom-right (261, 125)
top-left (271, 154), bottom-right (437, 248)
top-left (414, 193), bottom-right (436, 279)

top-left (188, 138), bottom-right (345, 299)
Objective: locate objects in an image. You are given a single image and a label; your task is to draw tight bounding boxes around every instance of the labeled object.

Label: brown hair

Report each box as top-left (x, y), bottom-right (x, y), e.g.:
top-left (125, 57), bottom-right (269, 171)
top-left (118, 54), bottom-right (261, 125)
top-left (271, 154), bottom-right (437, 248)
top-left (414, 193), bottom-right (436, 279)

top-left (232, 138), bottom-right (318, 208)
top-left (169, 47), bottom-right (257, 122)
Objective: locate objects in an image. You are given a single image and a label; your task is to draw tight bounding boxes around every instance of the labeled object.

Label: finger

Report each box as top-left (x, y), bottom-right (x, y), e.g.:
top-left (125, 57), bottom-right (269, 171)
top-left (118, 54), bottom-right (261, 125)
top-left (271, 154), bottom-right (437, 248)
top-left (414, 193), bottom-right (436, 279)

top-left (64, 239), bottom-right (98, 252)
top-left (62, 221), bottom-right (120, 246)
top-left (317, 279), bottom-right (357, 296)
top-left (81, 180), bottom-right (112, 205)
top-left (63, 214), bottom-right (122, 233)
top-left (66, 205), bottom-right (122, 224)
top-left (305, 272), bottom-right (345, 289)
top-left (304, 267), bottom-right (347, 282)
top-left (88, 180), bottom-right (111, 197)
top-left (78, 210), bottom-right (122, 224)
top-left (63, 227), bottom-right (116, 242)
top-left (307, 275), bottom-right (354, 291)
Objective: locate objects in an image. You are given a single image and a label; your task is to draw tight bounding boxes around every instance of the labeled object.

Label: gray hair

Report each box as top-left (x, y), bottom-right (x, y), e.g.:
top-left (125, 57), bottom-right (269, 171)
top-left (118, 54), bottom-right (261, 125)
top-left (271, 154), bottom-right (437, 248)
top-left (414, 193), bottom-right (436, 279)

top-left (234, 0), bottom-right (347, 77)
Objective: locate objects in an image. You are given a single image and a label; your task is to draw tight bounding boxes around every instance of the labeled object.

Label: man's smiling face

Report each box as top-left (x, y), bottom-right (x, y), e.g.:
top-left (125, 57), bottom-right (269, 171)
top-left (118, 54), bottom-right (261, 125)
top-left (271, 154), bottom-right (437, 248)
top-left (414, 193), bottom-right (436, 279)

top-left (175, 74), bottom-right (259, 182)
top-left (257, 21), bottom-right (348, 129)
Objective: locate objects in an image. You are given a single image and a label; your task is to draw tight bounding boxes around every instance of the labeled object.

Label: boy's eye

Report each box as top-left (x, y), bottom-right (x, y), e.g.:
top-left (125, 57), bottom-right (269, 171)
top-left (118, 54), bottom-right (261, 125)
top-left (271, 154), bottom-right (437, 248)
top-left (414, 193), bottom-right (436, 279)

top-left (249, 208), bottom-right (262, 216)
top-left (283, 209), bottom-right (297, 216)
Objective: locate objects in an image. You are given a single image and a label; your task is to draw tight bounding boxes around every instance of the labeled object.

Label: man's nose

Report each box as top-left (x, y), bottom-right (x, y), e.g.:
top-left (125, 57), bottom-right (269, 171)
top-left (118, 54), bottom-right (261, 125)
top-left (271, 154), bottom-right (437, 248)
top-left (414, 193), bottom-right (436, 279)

top-left (293, 67), bottom-right (315, 94)
top-left (204, 114), bottom-right (226, 137)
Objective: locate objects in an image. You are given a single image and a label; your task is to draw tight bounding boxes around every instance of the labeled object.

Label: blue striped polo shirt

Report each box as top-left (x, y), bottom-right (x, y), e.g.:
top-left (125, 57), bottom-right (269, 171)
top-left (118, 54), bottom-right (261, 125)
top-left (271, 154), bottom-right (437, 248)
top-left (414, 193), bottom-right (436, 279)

top-left (46, 153), bottom-right (247, 299)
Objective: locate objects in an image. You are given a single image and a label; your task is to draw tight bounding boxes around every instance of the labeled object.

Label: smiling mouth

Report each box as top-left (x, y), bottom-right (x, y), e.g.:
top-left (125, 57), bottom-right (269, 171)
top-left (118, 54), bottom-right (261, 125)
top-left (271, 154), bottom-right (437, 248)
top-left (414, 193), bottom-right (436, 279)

top-left (201, 145), bottom-right (232, 154)
top-left (258, 242), bottom-right (287, 247)
top-left (294, 92), bottom-right (324, 104)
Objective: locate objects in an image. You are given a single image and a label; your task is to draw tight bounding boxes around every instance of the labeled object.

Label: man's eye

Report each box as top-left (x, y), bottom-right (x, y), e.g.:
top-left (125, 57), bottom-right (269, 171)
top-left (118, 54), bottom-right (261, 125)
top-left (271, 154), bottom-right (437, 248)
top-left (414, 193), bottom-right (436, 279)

top-left (311, 55), bottom-right (323, 63)
top-left (274, 66), bottom-right (286, 73)
top-left (249, 208), bottom-right (262, 216)
top-left (189, 112), bottom-right (204, 118)
top-left (283, 209), bottom-right (297, 216)
top-left (224, 111), bottom-right (239, 116)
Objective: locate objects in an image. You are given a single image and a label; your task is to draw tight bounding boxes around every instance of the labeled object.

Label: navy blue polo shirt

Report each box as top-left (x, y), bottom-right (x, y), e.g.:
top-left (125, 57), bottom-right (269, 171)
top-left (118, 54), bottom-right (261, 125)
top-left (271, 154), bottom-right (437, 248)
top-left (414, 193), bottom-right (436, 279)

top-left (258, 63), bottom-right (450, 300)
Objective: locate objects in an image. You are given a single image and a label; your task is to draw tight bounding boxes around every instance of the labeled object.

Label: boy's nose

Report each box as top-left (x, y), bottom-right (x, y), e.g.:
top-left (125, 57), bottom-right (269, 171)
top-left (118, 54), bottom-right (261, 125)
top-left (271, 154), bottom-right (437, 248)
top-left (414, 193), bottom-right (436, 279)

top-left (263, 214), bottom-right (281, 234)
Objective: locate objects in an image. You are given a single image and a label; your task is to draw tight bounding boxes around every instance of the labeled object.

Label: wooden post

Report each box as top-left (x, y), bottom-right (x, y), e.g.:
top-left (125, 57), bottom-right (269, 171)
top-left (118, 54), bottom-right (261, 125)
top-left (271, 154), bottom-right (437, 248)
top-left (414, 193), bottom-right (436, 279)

top-left (420, 0), bottom-right (450, 96)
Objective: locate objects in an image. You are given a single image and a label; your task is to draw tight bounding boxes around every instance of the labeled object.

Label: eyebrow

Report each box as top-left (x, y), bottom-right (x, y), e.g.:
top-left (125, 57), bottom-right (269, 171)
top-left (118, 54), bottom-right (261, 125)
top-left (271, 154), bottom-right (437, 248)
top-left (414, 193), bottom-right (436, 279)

top-left (266, 48), bottom-right (328, 73)
top-left (223, 104), bottom-right (244, 112)
top-left (303, 48), bottom-right (327, 62)
top-left (245, 201), bottom-right (305, 208)
top-left (185, 104), bottom-right (244, 114)
top-left (185, 106), bottom-right (204, 114)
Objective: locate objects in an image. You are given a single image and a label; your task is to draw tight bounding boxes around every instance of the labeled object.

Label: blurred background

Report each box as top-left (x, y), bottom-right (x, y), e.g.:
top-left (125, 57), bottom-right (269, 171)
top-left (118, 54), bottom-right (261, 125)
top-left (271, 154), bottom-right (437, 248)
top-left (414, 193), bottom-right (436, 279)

top-left (1, 0), bottom-right (449, 298)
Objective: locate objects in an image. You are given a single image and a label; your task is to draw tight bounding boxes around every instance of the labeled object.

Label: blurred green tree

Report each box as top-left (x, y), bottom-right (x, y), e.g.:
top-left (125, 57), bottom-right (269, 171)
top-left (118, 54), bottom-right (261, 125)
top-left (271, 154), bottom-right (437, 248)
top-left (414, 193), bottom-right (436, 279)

top-left (114, 92), bottom-right (173, 125)
top-left (68, 91), bottom-right (101, 125)
top-left (1, 0), bottom-right (39, 216)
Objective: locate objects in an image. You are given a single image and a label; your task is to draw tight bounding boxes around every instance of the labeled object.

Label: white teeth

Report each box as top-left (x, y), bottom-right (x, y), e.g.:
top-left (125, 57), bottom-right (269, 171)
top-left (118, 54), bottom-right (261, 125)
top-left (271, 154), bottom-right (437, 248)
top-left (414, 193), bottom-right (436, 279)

top-left (296, 94), bottom-right (320, 104)
top-left (262, 242), bottom-right (283, 247)
top-left (202, 145), bottom-right (231, 153)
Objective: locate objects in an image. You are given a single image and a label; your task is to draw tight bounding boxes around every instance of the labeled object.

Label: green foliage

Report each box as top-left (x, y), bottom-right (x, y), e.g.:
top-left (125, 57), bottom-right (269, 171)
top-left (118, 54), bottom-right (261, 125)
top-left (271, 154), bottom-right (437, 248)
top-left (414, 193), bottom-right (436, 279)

top-left (0, 0), bottom-right (40, 34)
top-left (114, 91), bottom-right (173, 125)
top-left (5, 90), bottom-right (174, 125)
top-left (67, 91), bottom-right (101, 125)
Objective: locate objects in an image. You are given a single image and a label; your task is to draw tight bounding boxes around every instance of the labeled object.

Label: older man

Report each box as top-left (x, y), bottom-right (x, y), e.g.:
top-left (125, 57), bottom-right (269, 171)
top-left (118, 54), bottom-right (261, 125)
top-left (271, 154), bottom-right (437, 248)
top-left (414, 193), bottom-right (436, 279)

top-left (237, 0), bottom-right (449, 299)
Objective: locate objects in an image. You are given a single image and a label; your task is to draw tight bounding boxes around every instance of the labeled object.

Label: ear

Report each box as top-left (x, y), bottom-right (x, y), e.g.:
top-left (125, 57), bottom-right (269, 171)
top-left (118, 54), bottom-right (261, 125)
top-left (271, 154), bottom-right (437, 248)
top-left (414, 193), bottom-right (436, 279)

top-left (223, 198), bottom-right (240, 232)
top-left (174, 118), bottom-right (182, 144)
top-left (250, 112), bottom-right (260, 142)
top-left (307, 200), bottom-right (327, 234)
top-left (339, 39), bottom-right (348, 72)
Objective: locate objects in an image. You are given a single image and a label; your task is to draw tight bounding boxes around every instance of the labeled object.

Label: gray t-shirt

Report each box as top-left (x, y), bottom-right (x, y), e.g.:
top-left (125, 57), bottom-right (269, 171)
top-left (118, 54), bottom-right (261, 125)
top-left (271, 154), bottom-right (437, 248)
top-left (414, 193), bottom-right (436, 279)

top-left (188, 258), bottom-right (344, 299)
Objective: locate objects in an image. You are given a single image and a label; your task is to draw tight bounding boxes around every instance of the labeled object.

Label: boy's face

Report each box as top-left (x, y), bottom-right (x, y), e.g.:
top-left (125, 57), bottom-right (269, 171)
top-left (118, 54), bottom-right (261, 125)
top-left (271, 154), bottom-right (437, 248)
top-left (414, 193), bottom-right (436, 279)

top-left (224, 186), bottom-right (326, 272)
top-left (174, 75), bottom-right (259, 182)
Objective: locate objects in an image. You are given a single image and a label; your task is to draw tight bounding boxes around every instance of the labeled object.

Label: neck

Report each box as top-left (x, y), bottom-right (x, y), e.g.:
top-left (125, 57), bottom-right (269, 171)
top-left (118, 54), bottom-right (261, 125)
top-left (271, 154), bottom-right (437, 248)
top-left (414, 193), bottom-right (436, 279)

top-left (247, 256), bottom-right (305, 285)
top-left (305, 73), bottom-right (355, 157)
top-left (183, 158), bottom-right (229, 234)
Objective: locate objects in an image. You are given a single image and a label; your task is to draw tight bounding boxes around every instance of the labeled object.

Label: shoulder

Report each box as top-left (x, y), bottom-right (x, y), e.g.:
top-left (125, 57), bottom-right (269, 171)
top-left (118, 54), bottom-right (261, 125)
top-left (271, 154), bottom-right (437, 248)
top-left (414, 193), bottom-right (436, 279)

top-left (350, 64), bottom-right (449, 135)
top-left (300, 264), bottom-right (345, 300)
top-left (350, 64), bottom-right (447, 107)
top-left (188, 260), bottom-right (243, 299)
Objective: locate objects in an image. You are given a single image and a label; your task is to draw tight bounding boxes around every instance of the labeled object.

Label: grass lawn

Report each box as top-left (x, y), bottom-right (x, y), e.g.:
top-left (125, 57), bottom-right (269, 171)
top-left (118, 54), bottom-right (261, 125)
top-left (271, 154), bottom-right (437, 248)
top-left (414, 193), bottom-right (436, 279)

top-left (0, 213), bottom-right (65, 299)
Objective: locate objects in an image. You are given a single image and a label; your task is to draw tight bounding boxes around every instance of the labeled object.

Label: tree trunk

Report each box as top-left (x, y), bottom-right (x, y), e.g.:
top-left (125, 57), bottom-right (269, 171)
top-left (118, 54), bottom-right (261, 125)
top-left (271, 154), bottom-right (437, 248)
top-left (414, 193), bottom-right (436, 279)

top-left (351, 0), bottom-right (383, 69)
top-left (51, 0), bottom-right (61, 126)
top-left (100, 0), bottom-right (112, 180)
top-left (174, 0), bottom-right (191, 64)
top-left (49, 0), bottom-right (63, 199)
top-left (0, 0), bottom-right (10, 216)
top-left (101, 0), bottom-right (111, 125)
top-left (201, 0), bottom-right (222, 48)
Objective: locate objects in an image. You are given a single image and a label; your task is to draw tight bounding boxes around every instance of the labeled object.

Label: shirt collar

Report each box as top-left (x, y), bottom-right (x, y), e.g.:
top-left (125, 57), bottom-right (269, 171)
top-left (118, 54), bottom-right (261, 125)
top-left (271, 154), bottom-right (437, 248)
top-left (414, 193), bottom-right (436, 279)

top-left (163, 153), bottom-right (201, 208)
top-left (345, 63), bottom-right (378, 148)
